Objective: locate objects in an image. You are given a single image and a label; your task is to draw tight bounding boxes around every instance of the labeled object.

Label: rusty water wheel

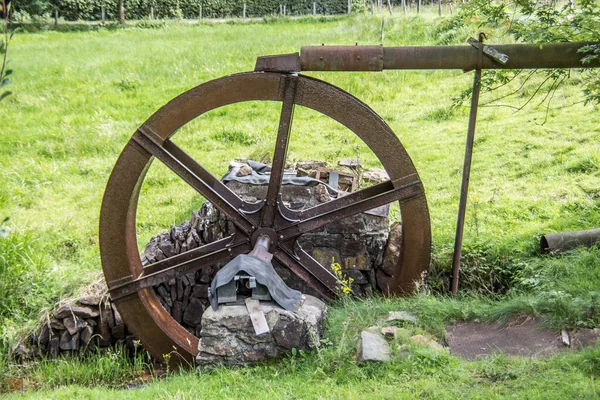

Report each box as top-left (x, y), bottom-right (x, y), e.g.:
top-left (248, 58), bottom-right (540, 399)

top-left (99, 72), bottom-right (431, 365)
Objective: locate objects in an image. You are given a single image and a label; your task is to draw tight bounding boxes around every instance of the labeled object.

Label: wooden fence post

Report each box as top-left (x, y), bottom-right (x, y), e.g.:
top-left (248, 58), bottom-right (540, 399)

top-left (348, 0), bottom-right (351, 14)
top-left (402, 0), bottom-right (406, 14)
top-left (199, 4), bottom-right (202, 19)
top-left (438, 0), bottom-right (441, 15)
top-left (313, 1), bottom-right (316, 14)
top-left (417, 0), bottom-right (421, 13)
top-left (387, 0), bottom-right (392, 14)
top-left (55, 9), bottom-right (59, 26)
top-left (243, 2), bottom-right (246, 18)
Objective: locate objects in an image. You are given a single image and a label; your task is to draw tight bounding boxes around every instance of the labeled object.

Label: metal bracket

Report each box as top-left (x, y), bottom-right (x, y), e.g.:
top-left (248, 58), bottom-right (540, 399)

top-left (467, 37), bottom-right (509, 65)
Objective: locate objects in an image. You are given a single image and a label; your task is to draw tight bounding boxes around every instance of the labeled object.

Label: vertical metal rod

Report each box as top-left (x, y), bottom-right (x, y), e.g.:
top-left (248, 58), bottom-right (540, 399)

top-left (451, 33), bottom-right (485, 297)
top-left (261, 75), bottom-right (298, 227)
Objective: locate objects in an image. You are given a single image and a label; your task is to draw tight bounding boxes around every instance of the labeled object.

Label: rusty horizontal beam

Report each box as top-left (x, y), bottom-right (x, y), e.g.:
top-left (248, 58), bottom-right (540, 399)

top-left (255, 42), bottom-right (600, 72)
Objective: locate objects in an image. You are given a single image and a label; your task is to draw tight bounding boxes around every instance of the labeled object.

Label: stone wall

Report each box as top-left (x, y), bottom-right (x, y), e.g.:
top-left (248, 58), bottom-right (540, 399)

top-left (15, 283), bottom-right (137, 360)
top-left (19, 162), bottom-right (399, 361)
top-left (148, 178), bottom-right (391, 338)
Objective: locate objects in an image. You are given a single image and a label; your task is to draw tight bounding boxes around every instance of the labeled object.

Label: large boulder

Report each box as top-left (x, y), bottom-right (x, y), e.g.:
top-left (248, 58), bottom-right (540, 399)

top-left (196, 295), bottom-right (326, 366)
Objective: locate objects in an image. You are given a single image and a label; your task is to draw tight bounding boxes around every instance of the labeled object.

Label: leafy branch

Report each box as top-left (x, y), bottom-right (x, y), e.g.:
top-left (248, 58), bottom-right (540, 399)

top-left (446, 0), bottom-right (600, 113)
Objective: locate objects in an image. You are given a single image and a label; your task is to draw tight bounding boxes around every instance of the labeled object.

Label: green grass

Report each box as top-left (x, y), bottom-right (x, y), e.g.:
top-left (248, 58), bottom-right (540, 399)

top-left (1, 9), bottom-right (599, 398)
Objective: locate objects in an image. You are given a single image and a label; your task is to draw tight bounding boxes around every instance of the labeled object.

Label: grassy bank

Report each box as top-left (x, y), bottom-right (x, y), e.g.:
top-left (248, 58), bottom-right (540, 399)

top-left (0, 11), bottom-right (599, 397)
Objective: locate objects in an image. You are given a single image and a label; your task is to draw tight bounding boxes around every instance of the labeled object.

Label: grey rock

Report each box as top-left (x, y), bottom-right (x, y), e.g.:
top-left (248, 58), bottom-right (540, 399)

top-left (94, 319), bottom-right (112, 347)
top-left (198, 267), bottom-right (212, 284)
top-left (54, 304), bottom-right (100, 319)
top-left (197, 295), bottom-right (326, 366)
top-left (111, 304), bottom-right (123, 328)
top-left (315, 184), bottom-right (331, 203)
top-left (237, 165), bottom-right (253, 177)
top-left (38, 323), bottom-right (50, 346)
top-left (158, 240), bottom-right (176, 258)
top-left (381, 221), bottom-right (402, 276)
top-left (176, 277), bottom-right (184, 300)
top-left (156, 285), bottom-right (173, 307)
top-left (80, 325), bottom-right (94, 345)
top-left (50, 319), bottom-right (65, 330)
top-left (363, 169), bottom-right (389, 183)
top-left (344, 269), bottom-right (369, 285)
top-left (77, 296), bottom-right (103, 306)
top-left (387, 311), bottom-right (418, 324)
top-left (193, 284), bottom-right (209, 298)
top-left (170, 281), bottom-right (178, 303)
top-left (63, 315), bottom-right (87, 335)
top-left (296, 161), bottom-right (326, 170)
top-left (101, 303), bottom-right (115, 329)
top-left (183, 298), bottom-right (206, 326)
top-left (357, 330), bottom-right (391, 362)
top-left (49, 336), bottom-right (60, 358)
top-left (59, 330), bottom-right (80, 351)
top-left (411, 334), bottom-right (444, 351)
top-left (172, 301), bottom-right (183, 324)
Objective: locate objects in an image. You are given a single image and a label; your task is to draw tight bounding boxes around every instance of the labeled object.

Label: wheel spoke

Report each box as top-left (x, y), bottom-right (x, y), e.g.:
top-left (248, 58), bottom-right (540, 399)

top-left (261, 74), bottom-right (298, 227)
top-left (274, 242), bottom-right (336, 301)
top-left (132, 128), bottom-right (256, 235)
top-left (109, 235), bottom-right (251, 301)
top-left (277, 177), bottom-right (424, 241)
top-left (164, 140), bottom-right (264, 214)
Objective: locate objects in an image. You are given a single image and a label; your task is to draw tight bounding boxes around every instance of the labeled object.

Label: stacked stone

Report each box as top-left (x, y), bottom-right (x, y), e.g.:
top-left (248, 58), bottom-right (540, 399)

top-left (18, 294), bottom-right (134, 360)
top-left (143, 202), bottom-right (235, 337)
top-left (224, 178), bottom-right (390, 297)
top-left (143, 177), bottom-right (391, 341)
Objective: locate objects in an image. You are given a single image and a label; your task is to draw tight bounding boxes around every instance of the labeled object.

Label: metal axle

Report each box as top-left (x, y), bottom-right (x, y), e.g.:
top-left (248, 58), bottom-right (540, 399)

top-left (255, 42), bottom-right (600, 72)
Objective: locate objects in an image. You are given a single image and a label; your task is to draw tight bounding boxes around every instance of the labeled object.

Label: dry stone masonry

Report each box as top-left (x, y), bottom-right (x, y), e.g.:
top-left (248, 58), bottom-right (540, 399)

top-left (147, 160), bottom-right (398, 339)
top-left (18, 160), bottom-right (402, 364)
top-left (14, 282), bottom-right (136, 360)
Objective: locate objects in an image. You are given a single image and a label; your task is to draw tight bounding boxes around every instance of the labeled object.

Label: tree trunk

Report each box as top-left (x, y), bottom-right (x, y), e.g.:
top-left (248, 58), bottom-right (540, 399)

top-left (118, 0), bottom-right (125, 24)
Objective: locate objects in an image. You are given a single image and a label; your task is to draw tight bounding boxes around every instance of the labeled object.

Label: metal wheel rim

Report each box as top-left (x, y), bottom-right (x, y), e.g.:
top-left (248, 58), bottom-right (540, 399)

top-left (99, 72), bottom-right (431, 364)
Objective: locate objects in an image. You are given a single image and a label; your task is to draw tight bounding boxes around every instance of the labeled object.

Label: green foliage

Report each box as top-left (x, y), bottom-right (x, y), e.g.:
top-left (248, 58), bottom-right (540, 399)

top-left (0, 0), bottom-right (12, 102)
top-left (12, 0), bottom-right (50, 18)
top-left (47, 0), bottom-right (350, 21)
top-left (0, 233), bottom-right (59, 342)
top-left (444, 0), bottom-right (600, 107)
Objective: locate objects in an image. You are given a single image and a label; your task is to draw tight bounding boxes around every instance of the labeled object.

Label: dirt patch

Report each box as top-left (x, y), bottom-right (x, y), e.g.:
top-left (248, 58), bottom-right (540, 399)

top-left (448, 317), bottom-right (600, 360)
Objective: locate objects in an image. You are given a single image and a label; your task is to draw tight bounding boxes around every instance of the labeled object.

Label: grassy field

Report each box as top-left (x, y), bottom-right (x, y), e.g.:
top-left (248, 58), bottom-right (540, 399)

top-left (0, 8), bottom-right (599, 398)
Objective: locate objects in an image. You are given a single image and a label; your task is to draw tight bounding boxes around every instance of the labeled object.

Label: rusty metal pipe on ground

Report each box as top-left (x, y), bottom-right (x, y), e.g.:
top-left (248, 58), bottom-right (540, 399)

top-left (255, 42), bottom-right (600, 72)
top-left (541, 229), bottom-right (600, 254)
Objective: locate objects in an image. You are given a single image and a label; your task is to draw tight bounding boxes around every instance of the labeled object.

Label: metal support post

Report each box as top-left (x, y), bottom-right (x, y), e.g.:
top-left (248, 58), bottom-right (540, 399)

top-left (450, 33), bottom-right (485, 297)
